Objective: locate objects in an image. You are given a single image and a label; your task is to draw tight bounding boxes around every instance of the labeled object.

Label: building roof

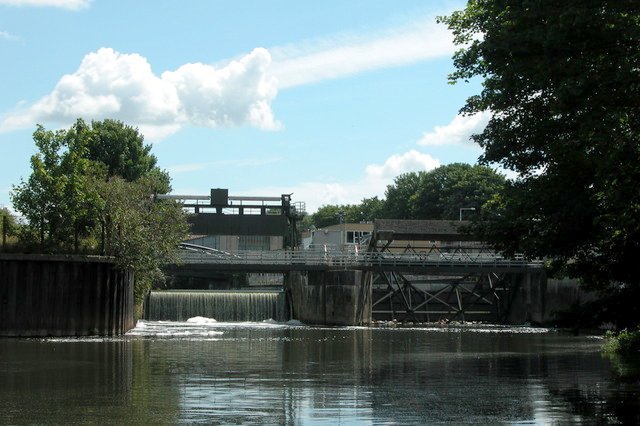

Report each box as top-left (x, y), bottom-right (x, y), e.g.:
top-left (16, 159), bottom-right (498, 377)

top-left (320, 222), bottom-right (374, 232)
top-left (373, 219), bottom-right (474, 242)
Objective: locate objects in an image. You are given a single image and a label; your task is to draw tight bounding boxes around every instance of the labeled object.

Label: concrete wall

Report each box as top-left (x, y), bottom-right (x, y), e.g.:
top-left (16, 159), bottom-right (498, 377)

top-left (507, 274), bottom-right (596, 325)
top-left (0, 254), bottom-right (134, 337)
top-left (285, 270), bottom-right (371, 326)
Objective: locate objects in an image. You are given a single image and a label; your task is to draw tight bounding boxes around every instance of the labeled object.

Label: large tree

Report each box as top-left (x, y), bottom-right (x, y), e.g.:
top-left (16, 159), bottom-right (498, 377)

top-left (94, 174), bottom-right (188, 302)
top-left (86, 119), bottom-right (169, 190)
top-left (384, 163), bottom-right (506, 220)
top-left (440, 1), bottom-right (640, 325)
top-left (11, 121), bottom-right (187, 302)
top-left (12, 124), bottom-right (102, 251)
top-left (306, 197), bottom-right (385, 229)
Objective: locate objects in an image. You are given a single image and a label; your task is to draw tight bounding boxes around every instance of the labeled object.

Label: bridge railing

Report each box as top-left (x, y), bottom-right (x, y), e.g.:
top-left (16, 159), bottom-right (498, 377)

top-left (177, 249), bottom-right (543, 269)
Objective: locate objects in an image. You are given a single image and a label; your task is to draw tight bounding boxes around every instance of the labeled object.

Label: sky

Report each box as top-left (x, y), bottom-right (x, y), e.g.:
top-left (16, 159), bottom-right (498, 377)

top-left (0, 0), bottom-right (490, 214)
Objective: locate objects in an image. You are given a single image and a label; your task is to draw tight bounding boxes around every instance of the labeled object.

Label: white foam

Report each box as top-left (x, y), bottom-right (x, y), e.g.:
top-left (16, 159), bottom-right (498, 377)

top-left (187, 316), bottom-right (218, 325)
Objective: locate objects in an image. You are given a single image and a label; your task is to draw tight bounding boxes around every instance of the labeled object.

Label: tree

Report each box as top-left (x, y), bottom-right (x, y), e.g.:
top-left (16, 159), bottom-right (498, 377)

top-left (358, 196), bottom-right (385, 222)
top-left (311, 204), bottom-right (350, 228)
top-left (440, 1), bottom-right (640, 326)
top-left (94, 175), bottom-right (188, 302)
top-left (86, 119), bottom-right (169, 191)
top-left (11, 124), bottom-right (101, 251)
top-left (383, 164), bottom-right (506, 220)
top-left (0, 207), bottom-right (19, 248)
top-left (306, 197), bottom-right (385, 229)
top-left (383, 172), bottom-right (422, 220)
top-left (11, 121), bottom-right (188, 303)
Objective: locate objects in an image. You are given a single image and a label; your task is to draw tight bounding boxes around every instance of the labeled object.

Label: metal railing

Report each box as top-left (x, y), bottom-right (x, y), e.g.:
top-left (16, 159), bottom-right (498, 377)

top-left (177, 248), bottom-right (543, 270)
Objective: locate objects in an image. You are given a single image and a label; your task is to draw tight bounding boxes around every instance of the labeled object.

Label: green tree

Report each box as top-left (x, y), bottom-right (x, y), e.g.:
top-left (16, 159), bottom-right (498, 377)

top-left (11, 121), bottom-right (188, 303)
top-left (11, 124), bottom-right (100, 251)
top-left (357, 196), bottom-right (385, 222)
top-left (0, 207), bottom-right (19, 248)
top-left (86, 119), bottom-right (170, 191)
top-left (307, 198), bottom-right (383, 229)
top-left (440, 1), bottom-right (640, 326)
top-left (95, 175), bottom-right (188, 302)
top-left (383, 164), bottom-right (506, 220)
top-left (383, 172), bottom-right (422, 220)
top-left (311, 204), bottom-right (349, 228)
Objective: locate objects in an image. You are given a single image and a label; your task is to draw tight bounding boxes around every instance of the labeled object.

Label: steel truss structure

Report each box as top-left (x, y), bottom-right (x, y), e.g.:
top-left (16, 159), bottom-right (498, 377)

top-left (365, 239), bottom-right (529, 323)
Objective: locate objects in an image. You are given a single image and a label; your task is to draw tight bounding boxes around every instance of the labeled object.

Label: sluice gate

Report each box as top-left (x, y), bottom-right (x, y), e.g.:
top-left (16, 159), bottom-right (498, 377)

top-left (365, 220), bottom-right (546, 324)
top-left (164, 219), bottom-right (547, 325)
top-left (145, 290), bottom-right (288, 322)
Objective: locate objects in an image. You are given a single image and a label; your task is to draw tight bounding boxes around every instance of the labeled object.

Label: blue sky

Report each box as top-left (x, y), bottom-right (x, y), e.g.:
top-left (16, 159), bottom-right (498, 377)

top-left (0, 0), bottom-right (489, 213)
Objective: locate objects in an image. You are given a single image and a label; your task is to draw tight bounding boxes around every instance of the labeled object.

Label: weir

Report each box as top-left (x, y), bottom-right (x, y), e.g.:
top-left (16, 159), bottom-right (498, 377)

top-left (144, 290), bottom-right (288, 322)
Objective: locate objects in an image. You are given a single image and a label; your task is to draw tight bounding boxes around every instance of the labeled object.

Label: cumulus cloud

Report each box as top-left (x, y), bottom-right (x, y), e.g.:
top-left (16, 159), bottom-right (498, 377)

top-left (0, 13), bottom-right (455, 139)
top-left (418, 111), bottom-right (491, 146)
top-left (0, 0), bottom-right (90, 9)
top-left (270, 20), bottom-right (455, 89)
top-left (365, 149), bottom-right (440, 180)
top-left (0, 47), bottom-right (280, 139)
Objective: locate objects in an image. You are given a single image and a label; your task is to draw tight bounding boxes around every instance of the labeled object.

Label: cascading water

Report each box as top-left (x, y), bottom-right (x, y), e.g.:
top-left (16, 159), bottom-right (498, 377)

top-left (145, 290), bottom-right (288, 322)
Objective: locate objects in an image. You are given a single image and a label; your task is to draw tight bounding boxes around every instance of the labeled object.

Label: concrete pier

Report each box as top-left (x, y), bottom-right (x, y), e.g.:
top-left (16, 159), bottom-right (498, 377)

top-left (285, 270), bottom-right (371, 326)
top-left (0, 254), bottom-right (135, 337)
top-left (507, 274), bottom-right (596, 325)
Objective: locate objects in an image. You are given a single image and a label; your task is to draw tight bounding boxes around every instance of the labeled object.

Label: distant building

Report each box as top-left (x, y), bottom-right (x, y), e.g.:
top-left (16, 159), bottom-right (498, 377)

top-left (306, 222), bottom-right (373, 252)
top-left (304, 219), bottom-right (484, 253)
top-left (158, 188), bottom-right (305, 251)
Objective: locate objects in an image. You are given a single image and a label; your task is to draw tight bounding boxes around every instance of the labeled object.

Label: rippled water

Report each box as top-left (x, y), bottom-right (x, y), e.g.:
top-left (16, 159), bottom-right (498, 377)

top-left (1, 320), bottom-right (638, 424)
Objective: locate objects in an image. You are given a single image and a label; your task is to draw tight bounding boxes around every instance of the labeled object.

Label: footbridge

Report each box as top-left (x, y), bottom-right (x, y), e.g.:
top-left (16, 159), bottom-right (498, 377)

top-left (172, 243), bottom-right (542, 274)
top-left (167, 232), bottom-right (545, 325)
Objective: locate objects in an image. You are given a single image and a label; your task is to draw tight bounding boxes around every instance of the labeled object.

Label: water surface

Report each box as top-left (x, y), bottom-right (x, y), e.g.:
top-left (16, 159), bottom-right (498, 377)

top-left (1, 321), bottom-right (638, 424)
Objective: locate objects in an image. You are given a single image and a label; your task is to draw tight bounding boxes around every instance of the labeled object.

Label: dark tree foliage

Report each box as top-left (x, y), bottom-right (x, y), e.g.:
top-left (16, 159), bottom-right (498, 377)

top-left (303, 197), bottom-right (385, 229)
top-left (440, 1), bottom-right (640, 322)
top-left (11, 121), bottom-right (187, 303)
top-left (87, 120), bottom-right (162, 180)
top-left (303, 164), bottom-right (503, 229)
top-left (0, 207), bottom-right (19, 241)
top-left (384, 163), bottom-right (506, 220)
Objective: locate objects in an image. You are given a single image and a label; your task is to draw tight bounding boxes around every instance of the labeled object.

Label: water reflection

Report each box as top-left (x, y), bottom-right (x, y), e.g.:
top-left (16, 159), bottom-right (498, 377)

top-left (0, 322), bottom-right (638, 424)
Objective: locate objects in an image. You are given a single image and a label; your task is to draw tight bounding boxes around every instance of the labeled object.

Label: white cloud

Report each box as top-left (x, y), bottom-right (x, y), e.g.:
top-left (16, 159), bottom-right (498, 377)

top-left (418, 111), bottom-right (491, 146)
top-left (163, 50), bottom-right (279, 130)
top-left (249, 150), bottom-right (440, 213)
top-left (365, 149), bottom-right (440, 180)
top-left (0, 14), bottom-right (455, 139)
top-left (0, 0), bottom-right (90, 9)
top-left (0, 47), bottom-right (280, 139)
top-left (270, 19), bottom-right (455, 89)
top-left (0, 30), bottom-right (18, 41)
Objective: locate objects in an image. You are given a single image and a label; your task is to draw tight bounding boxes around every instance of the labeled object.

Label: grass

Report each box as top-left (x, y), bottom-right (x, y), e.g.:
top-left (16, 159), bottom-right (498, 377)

top-left (602, 329), bottom-right (640, 358)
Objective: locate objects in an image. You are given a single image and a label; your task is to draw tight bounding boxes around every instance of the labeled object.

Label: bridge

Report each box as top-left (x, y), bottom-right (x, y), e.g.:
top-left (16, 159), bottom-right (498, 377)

top-left (155, 194), bottom-right (549, 326)
top-left (166, 239), bottom-right (545, 325)
top-left (173, 243), bottom-right (542, 274)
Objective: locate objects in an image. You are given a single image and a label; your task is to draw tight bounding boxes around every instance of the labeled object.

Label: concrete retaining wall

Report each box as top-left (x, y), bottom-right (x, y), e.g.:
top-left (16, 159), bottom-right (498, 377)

top-left (285, 270), bottom-right (371, 326)
top-left (507, 274), bottom-right (596, 325)
top-left (0, 254), bottom-right (135, 337)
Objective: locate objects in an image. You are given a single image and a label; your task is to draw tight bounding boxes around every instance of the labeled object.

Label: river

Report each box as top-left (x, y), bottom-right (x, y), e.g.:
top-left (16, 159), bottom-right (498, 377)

top-left (1, 320), bottom-right (638, 424)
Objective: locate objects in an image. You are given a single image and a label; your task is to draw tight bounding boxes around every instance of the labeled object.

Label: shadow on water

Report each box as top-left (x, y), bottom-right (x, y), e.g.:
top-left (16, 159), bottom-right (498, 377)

top-left (1, 325), bottom-right (639, 424)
